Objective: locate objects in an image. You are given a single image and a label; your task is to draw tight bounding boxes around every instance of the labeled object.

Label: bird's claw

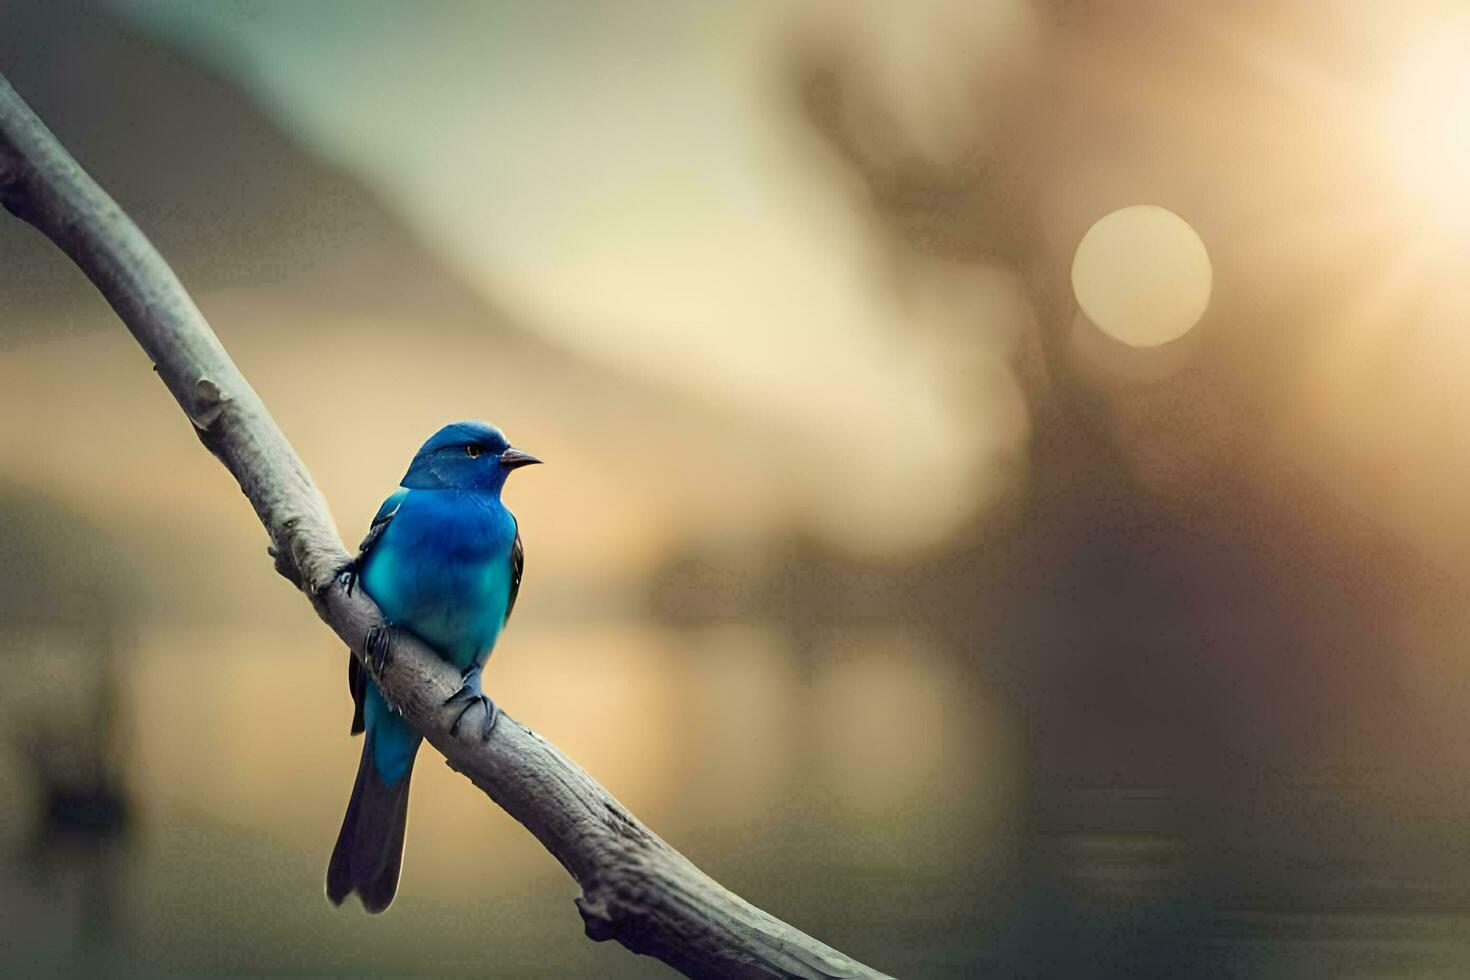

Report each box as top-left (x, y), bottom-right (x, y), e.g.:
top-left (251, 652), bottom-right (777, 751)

top-left (337, 560), bottom-right (360, 597)
top-left (365, 623), bottom-right (394, 674)
top-left (444, 673), bottom-right (499, 741)
top-left (445, 690), bottom-right (499, 741)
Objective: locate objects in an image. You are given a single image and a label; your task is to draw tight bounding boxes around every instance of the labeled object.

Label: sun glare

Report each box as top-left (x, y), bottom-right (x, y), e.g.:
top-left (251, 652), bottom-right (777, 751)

top-left (1071, 205), bottom-right (1213, 348)
top-left (1380, 29), bottom-right (1470, 225)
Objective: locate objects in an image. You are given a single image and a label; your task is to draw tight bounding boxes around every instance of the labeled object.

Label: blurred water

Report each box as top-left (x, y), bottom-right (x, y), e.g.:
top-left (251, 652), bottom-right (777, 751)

top-left (6, 618), bottom-right (1470, 977)
top-left (0, 619), bottom-right (1008, 977)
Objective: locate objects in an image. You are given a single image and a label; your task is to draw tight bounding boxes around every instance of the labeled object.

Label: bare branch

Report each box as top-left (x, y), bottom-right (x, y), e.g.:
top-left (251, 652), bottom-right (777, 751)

top-left (0, 72), bottom-right (891, 980)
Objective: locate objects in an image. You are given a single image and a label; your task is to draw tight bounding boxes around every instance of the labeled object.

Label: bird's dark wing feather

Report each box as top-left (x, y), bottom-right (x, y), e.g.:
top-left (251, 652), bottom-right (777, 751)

top-left (505, 520), bottom-right (524, 626)
top-left (357, 489), bottom-right (407, 557)
top-left (345, 489), bottom-right (407, 736)
top-left (348, 658), bottom-right (367, 735)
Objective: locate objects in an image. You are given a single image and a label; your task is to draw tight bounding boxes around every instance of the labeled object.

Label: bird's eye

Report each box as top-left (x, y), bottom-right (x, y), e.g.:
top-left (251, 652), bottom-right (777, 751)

top-left (465, 444), bottom-right (481, 458)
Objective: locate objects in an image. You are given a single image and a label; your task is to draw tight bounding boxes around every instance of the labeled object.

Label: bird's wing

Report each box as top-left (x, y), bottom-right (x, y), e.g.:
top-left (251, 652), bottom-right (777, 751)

top-left (347, 488), bottom-right (408, 736)
top-left (505, 518), bottom-right (524, 626)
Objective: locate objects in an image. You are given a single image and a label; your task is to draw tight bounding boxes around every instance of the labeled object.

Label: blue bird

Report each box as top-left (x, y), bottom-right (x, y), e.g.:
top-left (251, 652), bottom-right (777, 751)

top-left (327, 420), bottom-right (541, 913)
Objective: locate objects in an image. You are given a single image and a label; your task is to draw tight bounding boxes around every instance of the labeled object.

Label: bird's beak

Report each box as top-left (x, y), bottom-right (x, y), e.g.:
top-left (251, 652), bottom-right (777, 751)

top-left (499, 447), bottom-right (542, 470)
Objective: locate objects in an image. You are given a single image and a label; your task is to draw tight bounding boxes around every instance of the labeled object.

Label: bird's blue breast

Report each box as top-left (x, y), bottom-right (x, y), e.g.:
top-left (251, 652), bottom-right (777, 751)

top-left (359, 488), bottom-right (517, 671)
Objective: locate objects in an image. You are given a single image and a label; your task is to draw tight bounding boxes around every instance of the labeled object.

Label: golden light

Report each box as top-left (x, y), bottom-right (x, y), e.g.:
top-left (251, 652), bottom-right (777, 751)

top-left (1071, 205), bottom-right (1213, 348)
top-left (1379, 28), bottom-right (1470, 224)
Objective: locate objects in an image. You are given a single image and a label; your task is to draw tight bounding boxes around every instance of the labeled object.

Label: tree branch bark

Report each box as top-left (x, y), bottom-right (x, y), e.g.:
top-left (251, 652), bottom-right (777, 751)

top-left (0, 72), bottom-right (891, 980)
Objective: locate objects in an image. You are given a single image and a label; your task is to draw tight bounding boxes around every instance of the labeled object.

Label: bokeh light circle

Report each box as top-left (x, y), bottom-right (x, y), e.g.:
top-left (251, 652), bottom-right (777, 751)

top-left (1071, 205), bottom-right (1213, 347)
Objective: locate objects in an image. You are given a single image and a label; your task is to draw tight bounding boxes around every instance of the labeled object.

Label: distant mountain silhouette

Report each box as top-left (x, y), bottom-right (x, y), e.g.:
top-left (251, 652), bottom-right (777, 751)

top-left (0, 0), bottom-right (493, 328)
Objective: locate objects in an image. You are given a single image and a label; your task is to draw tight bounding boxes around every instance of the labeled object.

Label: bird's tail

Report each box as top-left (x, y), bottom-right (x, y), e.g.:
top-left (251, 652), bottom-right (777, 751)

top-left (326, 710), bottom-right (421, 913)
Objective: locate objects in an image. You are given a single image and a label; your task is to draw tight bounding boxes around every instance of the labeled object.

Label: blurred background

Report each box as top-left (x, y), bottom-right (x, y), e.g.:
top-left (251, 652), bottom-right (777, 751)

top-left (4, 0), bottom-right (1470, 976)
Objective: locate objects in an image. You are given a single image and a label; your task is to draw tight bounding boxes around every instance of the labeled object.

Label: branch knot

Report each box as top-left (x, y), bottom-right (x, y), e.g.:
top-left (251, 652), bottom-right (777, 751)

top-left (575, 892), bottom-right (619, 943)
top-left (191, 376), bottom-right (227, 430)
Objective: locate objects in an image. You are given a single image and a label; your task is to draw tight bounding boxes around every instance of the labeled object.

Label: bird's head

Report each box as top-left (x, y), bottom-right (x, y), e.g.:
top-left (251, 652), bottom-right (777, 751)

top-left (400, 420), bottom-right (541, 494)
